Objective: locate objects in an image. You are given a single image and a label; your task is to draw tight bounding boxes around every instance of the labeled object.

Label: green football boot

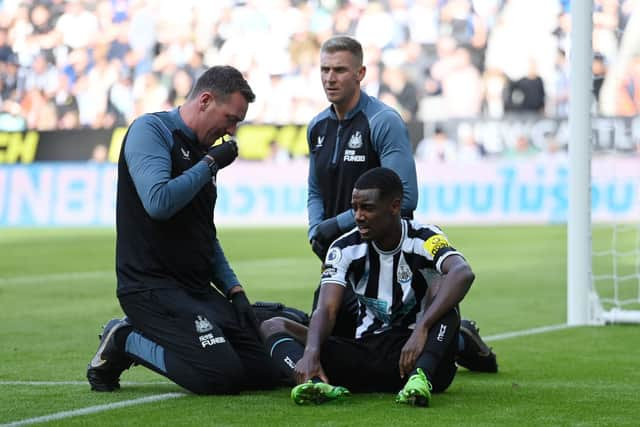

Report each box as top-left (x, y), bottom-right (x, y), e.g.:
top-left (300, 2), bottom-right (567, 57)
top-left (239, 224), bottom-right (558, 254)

top-left (395, 368), bottom-right (432, 407)
top-left (291, 380), bottom-right (351, 405)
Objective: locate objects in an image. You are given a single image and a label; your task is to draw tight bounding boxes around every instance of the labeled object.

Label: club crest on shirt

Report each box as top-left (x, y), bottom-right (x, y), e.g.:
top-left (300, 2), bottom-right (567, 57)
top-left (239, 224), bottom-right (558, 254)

top-left (194, 315), bottom-right (213, 333)
top-left (326, 247), bottom-right (342, 265)
top-left (397, 263), bottom-right (412, 284)
top-left (347, 131), bottom-right (363, 149)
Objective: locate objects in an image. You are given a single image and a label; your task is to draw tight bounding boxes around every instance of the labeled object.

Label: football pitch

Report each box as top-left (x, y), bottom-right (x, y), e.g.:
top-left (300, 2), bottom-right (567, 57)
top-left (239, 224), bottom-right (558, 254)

top-left (1, 225), bottom-right (637, 426)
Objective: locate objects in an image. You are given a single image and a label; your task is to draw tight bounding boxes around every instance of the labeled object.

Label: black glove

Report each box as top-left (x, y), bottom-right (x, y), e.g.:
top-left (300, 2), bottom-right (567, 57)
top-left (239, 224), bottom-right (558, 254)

top-left (310, 217), bottom-right (341, 261)
top-left (230, 291), bottom-right (260, 334)
top-left (206, 139), bottom-right (238, 169)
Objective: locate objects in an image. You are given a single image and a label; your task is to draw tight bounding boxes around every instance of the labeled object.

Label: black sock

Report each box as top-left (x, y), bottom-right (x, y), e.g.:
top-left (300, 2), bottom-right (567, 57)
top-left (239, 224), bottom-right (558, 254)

top-left (265, 333), bottom-right (304, 376)
top-left (457, 333), bottom-right (465, 352)
top-left (412, 352), bottom-right (437, 381)
top-left (114, 325), bottom-right (133, 352)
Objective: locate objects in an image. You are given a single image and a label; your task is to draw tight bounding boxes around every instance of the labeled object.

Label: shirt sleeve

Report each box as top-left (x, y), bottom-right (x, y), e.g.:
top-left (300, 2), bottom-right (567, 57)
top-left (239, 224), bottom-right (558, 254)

top-left (124, 115), bottom-right (213, 220)
top-left (420, 225), bottom-right (463, 274)
top-left (319, 245), bottom-right (350, 287)
top-left (306, 149), bottom-right (325, 241)
top-left (210, 237), bottom-right (240, 295)
top-left (370, 109), bottom-right (418, 216)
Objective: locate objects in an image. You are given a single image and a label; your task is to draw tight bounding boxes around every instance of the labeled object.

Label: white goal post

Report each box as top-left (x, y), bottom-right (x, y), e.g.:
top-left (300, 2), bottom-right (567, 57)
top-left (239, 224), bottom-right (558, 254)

top-left (568, 0), bottom-right (640, 325)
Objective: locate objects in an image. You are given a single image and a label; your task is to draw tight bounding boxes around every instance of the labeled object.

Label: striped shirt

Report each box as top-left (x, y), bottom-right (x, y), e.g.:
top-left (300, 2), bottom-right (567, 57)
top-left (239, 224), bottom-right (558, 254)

top-left (321, 219), bottom-right (462, 338)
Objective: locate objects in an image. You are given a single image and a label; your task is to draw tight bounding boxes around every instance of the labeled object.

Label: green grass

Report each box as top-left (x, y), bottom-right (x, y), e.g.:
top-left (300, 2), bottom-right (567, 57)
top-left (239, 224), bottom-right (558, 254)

top-left (0, 225), bottom-right (638, 426)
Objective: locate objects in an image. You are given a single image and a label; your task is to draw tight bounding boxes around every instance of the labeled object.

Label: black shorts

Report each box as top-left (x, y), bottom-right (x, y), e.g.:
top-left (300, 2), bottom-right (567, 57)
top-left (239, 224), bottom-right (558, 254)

top-left (320, 328), bottom-right (411, 392)
top-left (320, 311), bottom-right (459, 393)
top-left (119, 287), bottom-right (278, 392)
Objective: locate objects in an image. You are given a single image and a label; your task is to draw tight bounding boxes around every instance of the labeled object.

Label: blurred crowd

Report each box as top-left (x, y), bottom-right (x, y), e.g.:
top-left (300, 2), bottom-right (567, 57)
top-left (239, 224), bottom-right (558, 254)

top-left (0, 0), bottom-right (638, 135)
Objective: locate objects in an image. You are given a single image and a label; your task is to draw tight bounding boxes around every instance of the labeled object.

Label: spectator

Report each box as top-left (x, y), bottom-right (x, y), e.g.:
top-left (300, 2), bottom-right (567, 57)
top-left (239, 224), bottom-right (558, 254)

top-left (107, 22), bottom-right (132, 63)
top-left (185, 50), bottom-right (207, 81)
top-left (379, 65), bottom-right (419, 122)
top-left (22, 53), bottom-right (59, 97)
top-left (168, 68), bottom-right (194, 107)
top-left (592, 52), bottom-right (607, 113)
top-left (506, 134), bottom-right (539, 158)
top-left (505, 59), bottom-right (545, 115)
top-left (538, 131), bottom-right (566, 163)
top-left (53, 73), bottom-right (79, 126)
top-left (0, 0), bottom-right (633, 133)
top-left (481, 67), bottom-right (508, 118)
top-left (55, 0), bottom-right (100, 50)
top-left (108, 68), bottom-right (135, 125)
top-left (440, 46), bottom-right (483, 118)
top-left (0, 27), bottom-right (16, 63)
top-left (457, 122), bottom-right (485, 162)
top-left (616, 55), bottom-right (640, 117)
top-left (90, 143), bottom-right (109, 163)
top-left (415, 125), bottom-right (457, 162)
top-left (132, 71), bottom-right (169, 117)
top-left (27, 4), bottom-right (58, 59)
top-left (266, 140), bottom-right (291, 165)
top-left (0, 54), bottom-right (20, 101)
top-left (21, 88), bottom-right (57, 130)
top-left (553, 48), bottom-right (570, 118)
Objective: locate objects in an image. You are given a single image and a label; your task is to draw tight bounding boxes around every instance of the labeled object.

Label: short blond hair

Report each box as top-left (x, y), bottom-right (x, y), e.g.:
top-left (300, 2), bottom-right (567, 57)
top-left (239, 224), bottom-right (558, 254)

top-left (320, 36), bottom-right (363, 67)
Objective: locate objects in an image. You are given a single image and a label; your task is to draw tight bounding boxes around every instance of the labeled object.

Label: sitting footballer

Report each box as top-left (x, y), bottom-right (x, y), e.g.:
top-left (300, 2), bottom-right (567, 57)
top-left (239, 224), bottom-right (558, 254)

top-left (260, 166), bottom-right (478, 407)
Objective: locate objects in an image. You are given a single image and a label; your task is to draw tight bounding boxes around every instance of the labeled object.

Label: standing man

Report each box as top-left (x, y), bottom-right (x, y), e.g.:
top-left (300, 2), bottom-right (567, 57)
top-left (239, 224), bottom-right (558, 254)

top-left (262, 167), bottom-right (474, 407)
top-left (86, 65), bottom-right (279, 394)
top-left (306, 35), bottom-right (496, 372)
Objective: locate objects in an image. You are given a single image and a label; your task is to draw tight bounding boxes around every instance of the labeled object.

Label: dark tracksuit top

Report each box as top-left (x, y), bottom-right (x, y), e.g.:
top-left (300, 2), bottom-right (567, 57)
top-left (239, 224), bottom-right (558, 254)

top-left (116, 107), bottom-right (238, 298)
top-left (306, 90), bottom-right (418, 241)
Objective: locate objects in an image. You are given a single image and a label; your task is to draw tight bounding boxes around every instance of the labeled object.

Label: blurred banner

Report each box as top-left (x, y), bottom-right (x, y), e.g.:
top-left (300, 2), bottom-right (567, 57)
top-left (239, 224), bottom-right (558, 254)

top-left (1, 115), bottom-right (638, 165)
top-left (0, 157), bottom-right (637, 227)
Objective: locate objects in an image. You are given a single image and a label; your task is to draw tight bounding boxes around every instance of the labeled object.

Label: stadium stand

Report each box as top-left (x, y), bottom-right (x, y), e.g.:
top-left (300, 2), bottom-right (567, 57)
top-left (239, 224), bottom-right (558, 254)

top-left (0, 1), bottom-right (636, 153)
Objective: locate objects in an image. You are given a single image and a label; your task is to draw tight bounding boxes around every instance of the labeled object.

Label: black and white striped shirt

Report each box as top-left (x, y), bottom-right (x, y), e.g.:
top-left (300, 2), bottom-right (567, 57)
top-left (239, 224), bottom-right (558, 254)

top-left (321, 219), bottom-right (463, 338)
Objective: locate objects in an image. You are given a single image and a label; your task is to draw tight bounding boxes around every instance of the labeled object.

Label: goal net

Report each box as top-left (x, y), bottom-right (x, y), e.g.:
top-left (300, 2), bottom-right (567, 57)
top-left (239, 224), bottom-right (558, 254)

top-left (590, 152), bottom-right (640, 324)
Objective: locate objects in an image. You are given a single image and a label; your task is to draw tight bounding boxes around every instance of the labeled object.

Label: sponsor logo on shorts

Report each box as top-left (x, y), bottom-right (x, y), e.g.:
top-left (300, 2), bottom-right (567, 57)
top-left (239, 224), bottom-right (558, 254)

top-left (423, 234), bottom-right (450, 257)
top-left (199, 333), bottom-right (226, 348)
top-left (284, 356), bottom-right (296, 369)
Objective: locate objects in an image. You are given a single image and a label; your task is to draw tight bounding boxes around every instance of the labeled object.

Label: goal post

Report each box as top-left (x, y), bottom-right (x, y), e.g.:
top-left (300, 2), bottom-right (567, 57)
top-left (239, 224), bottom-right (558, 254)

top-left (567, 0), bottom-right (593, 325)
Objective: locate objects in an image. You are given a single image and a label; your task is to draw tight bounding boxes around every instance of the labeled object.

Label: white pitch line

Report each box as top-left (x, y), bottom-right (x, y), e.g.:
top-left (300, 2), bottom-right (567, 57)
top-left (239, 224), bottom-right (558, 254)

top-left (0, 393), bottom-right (186, 427)
top-left (0, 258), bottom-right (311, 285)
top-left (0, 381), bottom-right (173, 386)
top-left (0, 271), bottom-right (114, 285)
top-left (0, 323), bottom-right (575, 425)
top-left (483, 323), bottom-right (573, 342)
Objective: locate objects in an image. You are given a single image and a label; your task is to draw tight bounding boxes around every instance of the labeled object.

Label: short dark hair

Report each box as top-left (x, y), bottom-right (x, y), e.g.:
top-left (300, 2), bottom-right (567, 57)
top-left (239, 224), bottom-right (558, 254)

top-left (321, 35), bottom-right (363, 67)
top-left (188, 65), bottom-right (255, 103)
top-left (354, 167), bottom-right (403, 201)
